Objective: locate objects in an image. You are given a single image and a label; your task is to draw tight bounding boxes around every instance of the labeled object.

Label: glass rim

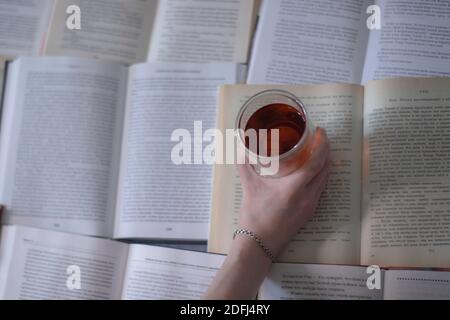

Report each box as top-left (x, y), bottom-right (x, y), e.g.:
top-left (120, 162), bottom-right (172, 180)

top-left (235, 89), bottom-right (311, 161)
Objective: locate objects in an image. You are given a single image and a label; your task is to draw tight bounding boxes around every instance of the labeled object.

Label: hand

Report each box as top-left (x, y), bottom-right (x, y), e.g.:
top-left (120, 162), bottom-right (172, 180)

top-left (205, 128), bottom-right (330, 299)
top-left (237, 127), bottom-right (331, 258)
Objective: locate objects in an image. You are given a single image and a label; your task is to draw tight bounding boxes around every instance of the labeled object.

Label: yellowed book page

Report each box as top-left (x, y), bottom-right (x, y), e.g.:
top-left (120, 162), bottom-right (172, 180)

top-left (0, 56), bottom-right (7, 100)
top-left (0, 56), bottom-right (8, 67)
top-left (44, 0), bottom-right (157, 64)
top-left (361, 77), bottom-right (450, 268)
top-left (147, 0), bottom-right (256, 63)
top-left (208, 84), bottom-right (363, 265)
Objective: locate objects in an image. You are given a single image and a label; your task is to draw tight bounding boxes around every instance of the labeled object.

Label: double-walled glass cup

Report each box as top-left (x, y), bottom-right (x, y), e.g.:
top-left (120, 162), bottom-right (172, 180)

top-left (236, 89), bottom-right (315, 177)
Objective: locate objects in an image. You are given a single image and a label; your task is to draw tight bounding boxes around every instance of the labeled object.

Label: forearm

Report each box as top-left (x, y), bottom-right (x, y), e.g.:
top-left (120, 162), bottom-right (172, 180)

top-left (204, 236), bottom-right (272, 299)
top-left (205, 128), bottom-right (330, 299)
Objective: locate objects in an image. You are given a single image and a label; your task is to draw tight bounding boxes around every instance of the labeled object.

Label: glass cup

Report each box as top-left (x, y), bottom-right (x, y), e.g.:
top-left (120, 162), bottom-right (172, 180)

top-left (236, 89), bottom-right (315, 177)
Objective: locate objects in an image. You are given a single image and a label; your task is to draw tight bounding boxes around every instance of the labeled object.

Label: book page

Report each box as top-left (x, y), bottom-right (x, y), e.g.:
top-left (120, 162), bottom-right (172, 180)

top-left (147, 0), bottom-right (257, 63)
top-left (0, 57), bottom-right (128, 237)
top-left (384, 269), bottom-right (450, 299)
top-left (0, 225), bottom-right (129, 299)
top-left (259, 263), bottom-right (382, 300)
top-left (361, 78), bottom-right (450, 267)
top-left (114, 63), bottom-right (245, 240)
top-left (208, 84), bottom-right (363, 265)
top-left (45, 0), bottom-right (157, 64)
top-left (362, 0), bottom-right (450, 83)
top-left (0, 0), bottom-right (53, 57)
top-left (247, 0), bottom-right (371, 85)
top-left (121, 245), bottom-right (224, 299)
top-left (0, 225), bottom-right (16, 297)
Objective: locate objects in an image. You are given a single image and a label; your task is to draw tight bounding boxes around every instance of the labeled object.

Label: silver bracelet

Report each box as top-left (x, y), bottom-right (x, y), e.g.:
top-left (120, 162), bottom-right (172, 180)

top-left (233, 229), bottom-right (275, 262)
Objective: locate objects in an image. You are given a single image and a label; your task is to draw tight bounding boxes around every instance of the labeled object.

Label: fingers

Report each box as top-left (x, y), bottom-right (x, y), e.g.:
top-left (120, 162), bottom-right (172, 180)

top-left (302, 127), bottom-right (330, 176)
top-left (307, 155), bottom-right (332, 206)
top-left (287, 127), bottom-right (330, 184)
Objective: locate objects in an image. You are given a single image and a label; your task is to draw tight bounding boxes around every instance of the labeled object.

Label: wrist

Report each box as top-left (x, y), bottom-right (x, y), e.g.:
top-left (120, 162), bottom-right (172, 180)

top-left (237, 217), bottom-right (286, 258)
top-left (228, 234), bottom-right (273, 268)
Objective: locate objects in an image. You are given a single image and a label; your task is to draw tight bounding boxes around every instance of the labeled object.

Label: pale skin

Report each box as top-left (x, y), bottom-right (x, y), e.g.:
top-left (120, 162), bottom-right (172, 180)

top-left (204, 127), bottom-right (331, 299)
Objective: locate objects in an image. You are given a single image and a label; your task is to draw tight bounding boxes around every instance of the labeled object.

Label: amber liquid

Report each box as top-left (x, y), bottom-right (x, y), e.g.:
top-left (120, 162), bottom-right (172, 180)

top-left (244, 103), bottom-right (306, 157)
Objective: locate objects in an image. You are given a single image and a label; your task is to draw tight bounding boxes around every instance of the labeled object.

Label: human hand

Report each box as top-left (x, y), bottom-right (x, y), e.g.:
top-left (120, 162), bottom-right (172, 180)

top-left (237, 127), bottom-right (331, 258)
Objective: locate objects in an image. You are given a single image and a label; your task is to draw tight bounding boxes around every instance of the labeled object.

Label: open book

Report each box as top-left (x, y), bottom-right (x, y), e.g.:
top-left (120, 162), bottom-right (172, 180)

top-left (2, 225), bottom-right (449, 300)
top-left (259, 263), bottom-right (450, 300)
top-left (0, 0), bottom-right (258, 65)
top-left (0, 56), bottom-right (245, 240)
top-left (248, 0), bottom-right (450, 85)
top-left (0, 225), bottom-right (225, 299)
top-left (208, 77), bottom-right (450, 268)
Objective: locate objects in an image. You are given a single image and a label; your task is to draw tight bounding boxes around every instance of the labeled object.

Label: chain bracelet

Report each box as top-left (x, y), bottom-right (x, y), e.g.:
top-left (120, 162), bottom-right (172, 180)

top-left (233, 229), bottom-right (275, 262)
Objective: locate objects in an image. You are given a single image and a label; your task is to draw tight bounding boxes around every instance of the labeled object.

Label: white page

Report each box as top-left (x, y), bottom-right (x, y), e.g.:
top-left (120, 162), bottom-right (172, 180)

top-left (0, 0), bottom-right (53, 57)
top-left (45, 0), bottom-right (157, 64)
top-left (362, 0), bottom-right (450, 83)
top-left (384, 269), bottom-right (450, 300)
top-left (259, 263), bottom-right (383, 300)
top-left (121, 245), bottom-right (224, 299)
top-left (0, 225), bottom-right (129, 299)
top-left (148, 0), bottom-right (256, 63)
top-left (114, 63), bottom-right (245, 240)
top-left (247, 0), bottom-right (371, 85)
top-left (0, 225), bottom-right (16, 297)
top-left (0, 57), bottom-right (127, 237)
